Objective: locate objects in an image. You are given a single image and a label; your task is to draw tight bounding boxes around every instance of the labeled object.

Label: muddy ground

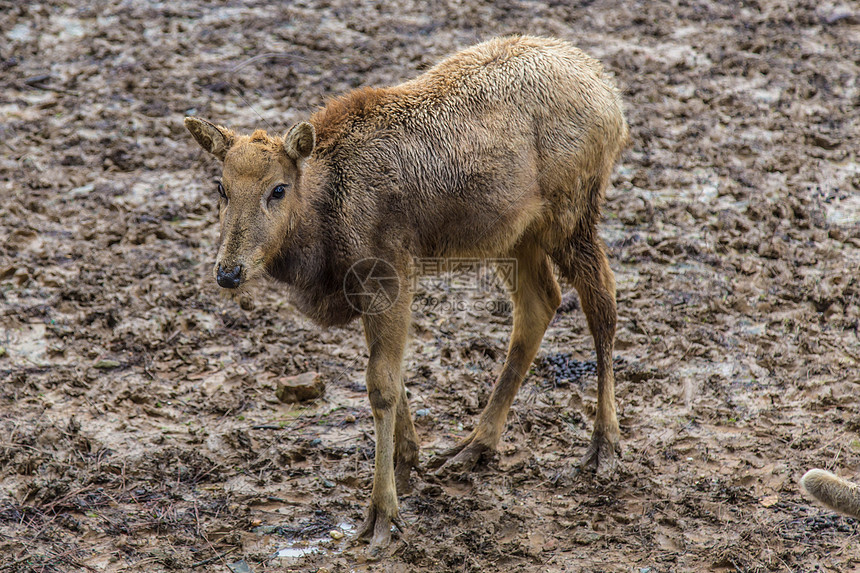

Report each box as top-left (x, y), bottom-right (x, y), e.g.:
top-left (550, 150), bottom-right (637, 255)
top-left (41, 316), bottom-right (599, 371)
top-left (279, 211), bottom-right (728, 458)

top-left (1, 1), bottom-right (859, 571)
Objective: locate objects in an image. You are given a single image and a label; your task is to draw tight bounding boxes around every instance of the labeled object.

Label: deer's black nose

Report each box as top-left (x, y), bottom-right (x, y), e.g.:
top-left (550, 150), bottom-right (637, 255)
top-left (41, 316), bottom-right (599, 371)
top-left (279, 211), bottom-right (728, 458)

top-left (216, 264), bottom-right (243, 289)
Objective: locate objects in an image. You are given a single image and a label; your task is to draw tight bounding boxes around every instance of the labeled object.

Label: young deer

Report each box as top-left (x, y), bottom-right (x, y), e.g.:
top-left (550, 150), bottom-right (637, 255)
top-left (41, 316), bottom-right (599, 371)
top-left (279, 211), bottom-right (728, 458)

top-left (185, 35), bottom-right (629, 559)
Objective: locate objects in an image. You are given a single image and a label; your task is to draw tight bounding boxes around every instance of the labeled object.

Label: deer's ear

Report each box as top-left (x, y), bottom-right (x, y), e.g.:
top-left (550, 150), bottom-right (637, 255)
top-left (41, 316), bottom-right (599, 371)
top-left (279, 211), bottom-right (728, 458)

top-left (184, 117), bottom-right (235, 161)
top-left (283, 122), bottom-right (316, 161)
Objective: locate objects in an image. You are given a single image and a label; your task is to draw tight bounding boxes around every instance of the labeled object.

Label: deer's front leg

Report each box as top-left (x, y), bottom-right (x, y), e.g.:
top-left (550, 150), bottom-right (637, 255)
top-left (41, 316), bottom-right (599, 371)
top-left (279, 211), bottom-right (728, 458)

top-left (354, 301), bottom-right (410, 560)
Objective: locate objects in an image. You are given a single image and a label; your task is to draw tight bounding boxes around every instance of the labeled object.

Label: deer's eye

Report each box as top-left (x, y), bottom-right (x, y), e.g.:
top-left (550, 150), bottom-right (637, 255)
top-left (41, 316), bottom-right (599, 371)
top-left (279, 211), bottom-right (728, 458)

top-left (271, 184), bottom-right (286, 200)
top-left (217, 181), bottom-right (227, 201)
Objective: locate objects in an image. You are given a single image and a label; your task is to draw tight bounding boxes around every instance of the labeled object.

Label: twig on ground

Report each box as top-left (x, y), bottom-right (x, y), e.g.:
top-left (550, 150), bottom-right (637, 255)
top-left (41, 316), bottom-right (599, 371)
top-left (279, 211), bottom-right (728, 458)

top-left (190, 546), bottom-right (238, 569)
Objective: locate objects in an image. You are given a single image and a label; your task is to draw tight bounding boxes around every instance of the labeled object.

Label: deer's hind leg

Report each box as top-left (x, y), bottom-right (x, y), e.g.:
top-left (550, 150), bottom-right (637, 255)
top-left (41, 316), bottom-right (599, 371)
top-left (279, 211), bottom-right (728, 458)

top-left (430, 238), bottom-right (561, 474)
top-left (551, 226), bottom-right (620, 474)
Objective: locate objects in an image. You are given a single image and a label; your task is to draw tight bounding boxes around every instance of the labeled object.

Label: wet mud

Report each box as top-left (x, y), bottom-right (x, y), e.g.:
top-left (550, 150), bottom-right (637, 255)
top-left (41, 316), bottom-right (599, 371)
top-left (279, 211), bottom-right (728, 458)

top-left (1, 1), bottom-right (859, 571)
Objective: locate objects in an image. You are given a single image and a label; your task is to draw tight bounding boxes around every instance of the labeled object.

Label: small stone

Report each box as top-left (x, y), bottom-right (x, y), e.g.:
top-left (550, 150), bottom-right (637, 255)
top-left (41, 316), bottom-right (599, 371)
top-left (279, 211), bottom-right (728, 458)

top-left (322, 479), bottom-right (336, 488)
top-left (93, 359), bottom-right (121, 369)
top-left (760, 494), bottom-right (779, 507)
top-left (275, 371), bottom-right (324, 403)
top-left (415, 408), bottom-right (431, 417)
top-left (329, 529), bottom-right (344, 540)
top-left (253, 525), bottom-right (279, 535)
top-left (344, 414), bottom-right (356, 423)
top-left (226, 560), bottom-right (253, 573)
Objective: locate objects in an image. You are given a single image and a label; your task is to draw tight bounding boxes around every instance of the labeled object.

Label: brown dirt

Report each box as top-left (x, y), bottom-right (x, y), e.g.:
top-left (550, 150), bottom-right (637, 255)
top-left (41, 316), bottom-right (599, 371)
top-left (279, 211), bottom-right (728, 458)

top-left (1, 1), bottom-right (859, 572)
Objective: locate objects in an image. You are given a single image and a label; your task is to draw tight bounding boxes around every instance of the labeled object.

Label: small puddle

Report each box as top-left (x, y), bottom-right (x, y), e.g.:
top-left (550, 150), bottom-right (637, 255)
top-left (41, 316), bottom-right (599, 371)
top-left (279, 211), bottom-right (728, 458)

top-left (273, 522), bottom-right (355, 559)
top-left (275, 545), bottom-right (321, 558)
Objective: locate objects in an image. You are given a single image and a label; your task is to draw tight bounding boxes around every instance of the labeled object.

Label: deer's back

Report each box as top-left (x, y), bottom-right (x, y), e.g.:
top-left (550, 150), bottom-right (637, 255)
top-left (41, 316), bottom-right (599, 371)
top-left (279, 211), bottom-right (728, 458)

top-left (306, 36), bottom-right (628, 258)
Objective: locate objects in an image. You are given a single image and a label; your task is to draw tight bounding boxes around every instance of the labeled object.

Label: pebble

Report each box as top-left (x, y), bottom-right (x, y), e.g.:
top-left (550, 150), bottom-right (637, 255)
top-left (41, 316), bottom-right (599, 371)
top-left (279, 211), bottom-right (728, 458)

top-left (344, 413), bottom-right (356, 423)
top-left (329, 529), bottom-right (344, 540)
top-left (322, 479), bottom-right (336, 488)
top-left (415, 408), bottom-right (431, 417)
top-left (226, 561), bottom-right (252, 573)
top-left (252, 525), bottom-right (279, 535)
top-left (276, 371), bottom-right (325, 403)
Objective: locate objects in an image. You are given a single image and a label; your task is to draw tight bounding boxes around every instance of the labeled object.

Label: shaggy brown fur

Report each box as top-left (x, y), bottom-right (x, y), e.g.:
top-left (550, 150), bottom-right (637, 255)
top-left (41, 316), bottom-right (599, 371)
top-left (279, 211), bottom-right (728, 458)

top-left (801, 469), bottom-right (860, 519)
top-left (185, 35), bottom-right (630, 559)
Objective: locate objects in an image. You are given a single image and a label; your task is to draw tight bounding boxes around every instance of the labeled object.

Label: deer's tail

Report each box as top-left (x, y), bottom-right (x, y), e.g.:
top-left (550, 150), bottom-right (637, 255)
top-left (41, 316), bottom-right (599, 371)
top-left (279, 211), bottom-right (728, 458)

top-left (801, 469), bottom-right (860, 519)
